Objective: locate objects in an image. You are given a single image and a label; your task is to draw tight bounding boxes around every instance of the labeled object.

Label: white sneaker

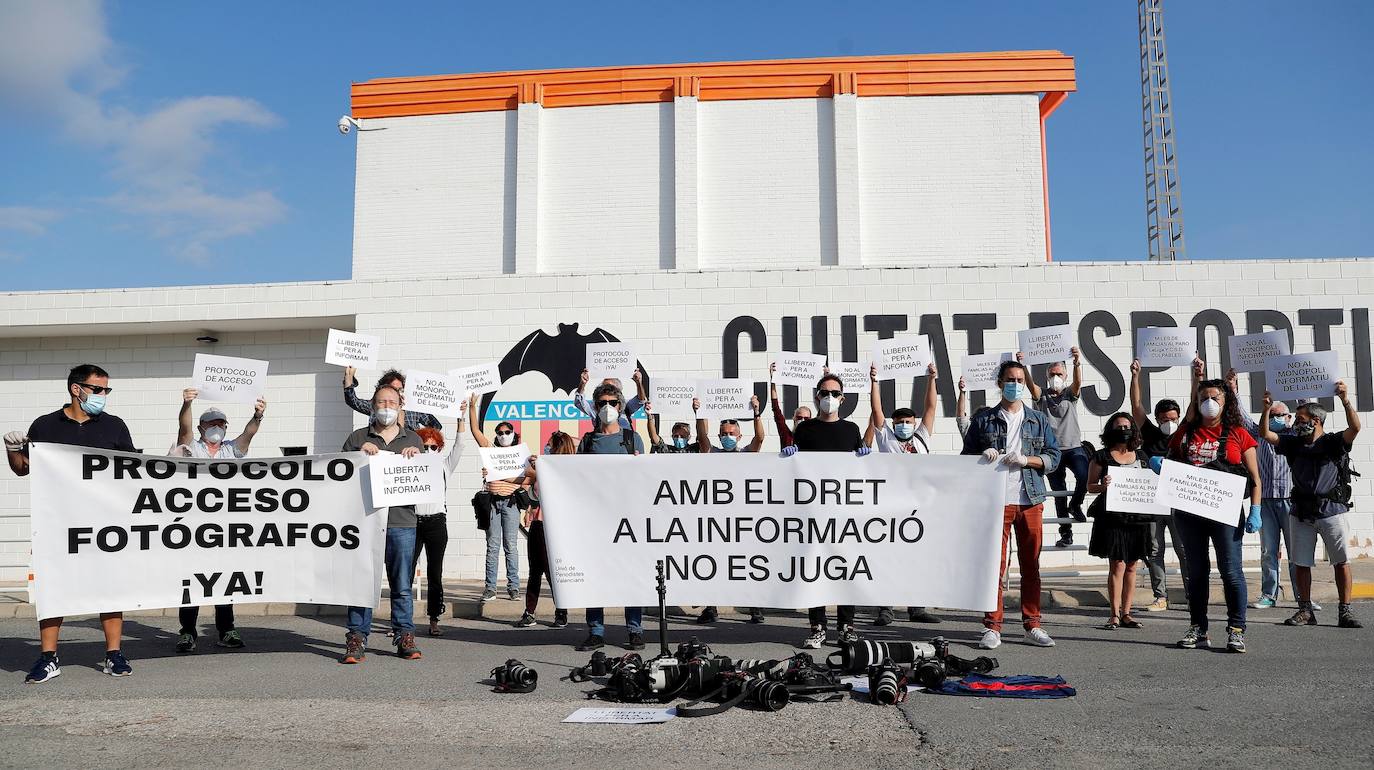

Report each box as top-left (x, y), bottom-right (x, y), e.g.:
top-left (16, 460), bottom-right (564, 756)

top-left (1025, 627), bottom-right (1056, 647)
top-left (978, 629), bottom-right (1001, 650)
top-left (800, 625), bottom-right (826, 649)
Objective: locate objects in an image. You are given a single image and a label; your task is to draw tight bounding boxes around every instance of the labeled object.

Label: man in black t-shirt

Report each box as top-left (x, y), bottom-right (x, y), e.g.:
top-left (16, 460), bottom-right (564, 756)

top-left (5, 364), bottom-right (137, 684)
top-left (1129, 358), bottom-right (1189, 611)
top-left (788, 373), bottom-right (868, 649)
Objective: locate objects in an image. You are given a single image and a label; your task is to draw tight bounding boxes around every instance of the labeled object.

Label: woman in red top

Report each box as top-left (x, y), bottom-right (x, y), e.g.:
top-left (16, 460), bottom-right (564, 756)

top-left (1167, 361), bottom-right (1262, 654)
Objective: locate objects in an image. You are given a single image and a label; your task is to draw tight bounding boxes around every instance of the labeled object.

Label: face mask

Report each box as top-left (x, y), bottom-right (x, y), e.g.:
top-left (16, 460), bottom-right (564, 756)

top-left (79, 393), bottom-right (107, 416)
top-left (893, 423), bottom-right (915, 441)
top-left (672, 437), bottom-right (688, 450)
top-left (719, 435), bottom-right (739, 451)
top-left (203, 426), bottom-right (227, 444)
top-left (1002, 382), bottom-right (1024, 403)
top-left (1158, 419), bottom-right (1179, 436)
top-left (817, 396), bottom-right (841, 415)
top-left (373, 408), bottom-right (398, 427)
top-left (1047, 375), bottom-right (1066, 392)
top-left (1107, 427), bottom-right (1133, 445)
top-left (1269, 417), bottom-right (1290, 432)
top-left (495, 433), bottom-right (515, 447)
top-left (1293, 421), bottom-right (1316, 437)
top-left (1199, 398), bottom-right (1222, 420)
top-left (598, 404), bottom-right (619, 426)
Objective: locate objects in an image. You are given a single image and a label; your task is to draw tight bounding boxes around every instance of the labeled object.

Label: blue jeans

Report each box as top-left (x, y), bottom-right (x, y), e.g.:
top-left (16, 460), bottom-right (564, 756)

top-left (347, 526), bottom-right (418, 640)
top-left (1050, 446), bottom-right (1090, 537)
top-left (1259, 499), bottom-right (1297, 602)
top-left (1174, 511), bottom-right (1247, 632)
top-left (485, 498), bottom-right (521, 593)
top-left (586, 607), bottom-right (643, 637)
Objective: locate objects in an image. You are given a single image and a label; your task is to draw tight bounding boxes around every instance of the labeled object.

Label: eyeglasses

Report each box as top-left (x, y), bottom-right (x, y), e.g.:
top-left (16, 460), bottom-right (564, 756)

top-left (423, 444), bottom-right (441, 452)
top-left (597, 399), bottom-right (620, 407)
top-left (77, 382), bottom-right (114, 395)
top-left (495, 430), bottom-right (514, 436)
top-left (816, 389), bottom-right (843, 398)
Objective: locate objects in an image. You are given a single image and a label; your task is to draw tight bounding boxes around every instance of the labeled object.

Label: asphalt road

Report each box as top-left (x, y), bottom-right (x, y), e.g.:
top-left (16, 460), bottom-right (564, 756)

top-left (0, 601), bottom-right (1370, 769)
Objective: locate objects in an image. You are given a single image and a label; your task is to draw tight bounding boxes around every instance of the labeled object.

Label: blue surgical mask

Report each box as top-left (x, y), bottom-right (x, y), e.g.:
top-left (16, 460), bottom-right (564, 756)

top-left (893, 423), bottom-right (915, 441)
top-left (1269, 417), bottom-right (1289, 432)
top-left (1002, 382), bottom-right (1024, 402)
top-left (79, 393), bottom-right (107, 416)
top-left (672, 437), bottom-right (688, 450)
top-left (720, 435), bottom-right (739, 451)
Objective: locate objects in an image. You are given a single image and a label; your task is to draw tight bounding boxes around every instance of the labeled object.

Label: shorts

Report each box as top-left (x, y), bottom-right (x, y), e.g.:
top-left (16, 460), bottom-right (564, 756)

top-left (1289, 514), bottom-right (1350, 568)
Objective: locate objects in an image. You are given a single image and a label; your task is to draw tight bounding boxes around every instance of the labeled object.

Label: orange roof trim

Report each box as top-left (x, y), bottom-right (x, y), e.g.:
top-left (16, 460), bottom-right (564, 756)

top-left (351, 51), bottom-right (1075, 119)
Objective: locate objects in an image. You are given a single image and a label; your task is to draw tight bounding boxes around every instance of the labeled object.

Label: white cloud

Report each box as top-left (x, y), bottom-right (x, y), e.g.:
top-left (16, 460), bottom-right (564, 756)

top-left (0, 206), bottom-right (63, 235)
top-left (0, 0), bottom-right (286, 263)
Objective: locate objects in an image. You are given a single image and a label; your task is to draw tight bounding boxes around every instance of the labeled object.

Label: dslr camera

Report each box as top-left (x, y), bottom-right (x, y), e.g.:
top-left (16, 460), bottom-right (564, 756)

top-left (490, 659), bottom-right (538, 693)
top-left (867, 657), bottom-right (909, 705)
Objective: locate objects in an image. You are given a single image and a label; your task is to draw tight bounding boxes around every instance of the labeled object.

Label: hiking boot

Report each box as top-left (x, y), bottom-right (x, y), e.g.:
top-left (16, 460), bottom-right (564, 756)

top-left (480, 589), bottom-right (496, 602)
top-left (514, 611), bottom-right (536, 628)
top-left (1177, 625), bottom-right (1209, 649)
top-left (1284, 607), bottom-right (1318, 626)
top-left (217, 629), bottom-right (244, 649)
top-left (576, 634), bottom-right (605, 651)
top-left (175, 632), bottom-right (197, 654)
top-left (625, 633), bottom-right (646, 650)
top-left (341, 632), bottom-right (366, 664)
top-left (874, 608), bottom-right (894, 626)
top-left (553, 609), bottom-right (569, 628)
top-left (24, 654), bottom-right (60, 684)
top-left (800, 625), bottom-right (826, 649)
top-left (1226, 626), bottom-right (1247, 654)
top-left (429, 617), bottom-right (444, 636)
top-left (395, 632), bottom-right (422, 660)
top-left (695, 606), bottom-right (718, 624)
top-left (1338, 605), bottom-right (1363, 629)
top-left (907, 607), bottom-right (942, 623)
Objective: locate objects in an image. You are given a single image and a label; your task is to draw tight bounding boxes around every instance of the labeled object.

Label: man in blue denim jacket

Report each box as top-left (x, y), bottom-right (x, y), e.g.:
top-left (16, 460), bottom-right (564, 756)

top-left (960, 360), bottom-right (1062, 651)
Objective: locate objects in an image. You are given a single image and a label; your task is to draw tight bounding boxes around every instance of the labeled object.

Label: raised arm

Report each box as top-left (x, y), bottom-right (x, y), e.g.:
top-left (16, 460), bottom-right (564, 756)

top-left (694, 398), bottom-right (711, 453)
top-left (1018, 352), bottom-right (1042, 401)
top-left (1129, 359), bottom-right (1148, 428)
top-left (955, 376), bottom-right (970, 438)
top-left (1258, 391), bottom-right (1280, 445)
top-left (645, 403), bottom-right (663, 447)
top-left (748, 395), bottom-right (765, 452)
top-left (177, 388), bottom-right (198, 447)
top-left (769, 363), bottom-right (795, 447)
top-left (1185, 355), bottom-right (1205, 423)
top-left (1068, 346), bottom-right (1083, 398)
top-left (1226, 368), bottom-right (1258, 433)
top-left (572, 369), bottom-right (594, 419)
top-left (467, 393), bottom-right (491, 448)
top-left (921, 362), bottom-right (938, 435)
top-left (1336, 381), bottom-right (1361, 444)
top-left (342, 366), bottom-right (372, 416)
top-left (233, 397), bottom-right (267, 454)
top-left (869, 362), bottom-right (886, 430)
top-left (446, 400), bottom-right (468, 470)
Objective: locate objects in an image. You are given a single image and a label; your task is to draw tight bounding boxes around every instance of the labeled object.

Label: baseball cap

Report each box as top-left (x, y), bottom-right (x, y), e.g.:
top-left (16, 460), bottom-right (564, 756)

top-left (199, 408), bottom-right (228, 424)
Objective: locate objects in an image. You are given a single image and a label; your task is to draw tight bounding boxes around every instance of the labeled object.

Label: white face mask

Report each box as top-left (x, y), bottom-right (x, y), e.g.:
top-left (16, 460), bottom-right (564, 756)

top-left (203, 426), bottom-right (226, 444)
top-left (1047, 375), bottom-right (1065, 392)
top-left (495, 432), bottom-right (515, 447)
top-left (817, 395), bottom-right (841, 415)
top-left (1158, 419), bottom-right (1179, 436)
top-left (598, 404), bottom-right (620, 426)
top-left (373, 408), bottom-right (398, 427)
top-left (1199, 398), bottom-right (1222, 420)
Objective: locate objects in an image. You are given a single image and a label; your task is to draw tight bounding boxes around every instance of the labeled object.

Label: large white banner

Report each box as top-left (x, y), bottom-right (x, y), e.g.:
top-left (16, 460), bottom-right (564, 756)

top-left (29, 444), bottom-right (386, 620)
top-left (538, 453), bottom-right (1005, 611)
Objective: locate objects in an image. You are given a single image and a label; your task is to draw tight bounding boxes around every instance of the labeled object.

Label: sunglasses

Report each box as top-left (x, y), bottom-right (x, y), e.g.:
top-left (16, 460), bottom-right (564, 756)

top-left (495, 430), bottom-right (514, 436)
top-left (720, 419), bottom-right (740, 426)
top-left (815, 389), bottom-right (843, 398)
top-left (77, 382), bottom-right (114, 395)
top-left (423, 444), bottom-right (441, 452)
top-left (597, 399), bottom-right (620, 407)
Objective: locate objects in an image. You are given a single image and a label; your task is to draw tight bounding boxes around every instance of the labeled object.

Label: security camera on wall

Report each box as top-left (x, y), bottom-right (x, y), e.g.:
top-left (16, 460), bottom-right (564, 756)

top-left (337, 115), bottom-right (359, 135)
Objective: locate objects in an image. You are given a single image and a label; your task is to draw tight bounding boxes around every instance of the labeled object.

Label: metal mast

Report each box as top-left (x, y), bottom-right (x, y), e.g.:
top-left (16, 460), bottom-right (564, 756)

top-left (1139, 0), bottom-right (1186, 261)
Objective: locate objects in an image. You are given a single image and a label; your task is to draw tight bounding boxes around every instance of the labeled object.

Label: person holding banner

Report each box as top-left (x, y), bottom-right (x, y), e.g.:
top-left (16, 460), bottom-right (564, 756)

top-left (646, 406), bottom-right (698, 454)
top-left (1168, 362), bottom-right (1262, 653)
top-left (768, 362), bottom-right (812, 449)
top-left (7, 364), bottom-right (137, 683)
top-left (343, 367), bottom-right (442, 430)
top-left (693, 395), bottom-right (766, 625)
top-left (1261, 384), bottom-right (1363, 629)
top-left (414, 404), bottom-right (465, 637)
top-left (869, 361), bottom-right (942, 626)
top-left (169, 389), bottom-right (269, 653)
top-left (1130, 358), bottom-right (1189, 612)
top-left (960, 359), bottom-right (1062, 651)
top-left (514, 432), bottom-right (572, 629)
top-left (467, 397), bottom-right (525, 603)
top-left (1024, 348), bottom-right (1089, 548)
top-left (1085, 414), bottom-right (1153, 630)
top-left (340, 385), bottom-right (425, 664)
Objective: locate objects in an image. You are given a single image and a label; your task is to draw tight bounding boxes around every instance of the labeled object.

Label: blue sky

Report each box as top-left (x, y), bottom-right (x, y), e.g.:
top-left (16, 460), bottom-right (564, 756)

top-left (1, 1), bottom-right (1370, 291)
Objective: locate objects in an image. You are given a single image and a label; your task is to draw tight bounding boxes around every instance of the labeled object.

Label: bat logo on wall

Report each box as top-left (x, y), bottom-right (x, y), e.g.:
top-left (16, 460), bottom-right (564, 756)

top-left (478, 323), bottom-right (649, 430)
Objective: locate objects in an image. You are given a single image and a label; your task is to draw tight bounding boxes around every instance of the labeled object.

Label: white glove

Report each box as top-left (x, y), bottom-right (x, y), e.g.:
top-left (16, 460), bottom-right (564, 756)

top-left (4, 432), bottom-right (27, 452)
top-left (980, 448), bottom-right (1001, 464)
top-left (1000, 451), bottom-right (1029, 469)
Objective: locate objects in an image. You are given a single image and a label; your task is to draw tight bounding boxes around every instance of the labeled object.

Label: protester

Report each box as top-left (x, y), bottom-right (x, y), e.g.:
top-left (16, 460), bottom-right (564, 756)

top-left (1024, 348), bottom-right (1089, 547)
top-left (576, 383), bottom-right (647, 651)
top-left (1226, 369), bottom-right (1298, 610)
top-left (1129, 358), bottom-right (1189, 611)
top-left (788, 373), bottom-right (871, 649)
top-left (412, 400), bottom-right (466, 636)
top-left (513, 431), bottom-right (572, 629)
top-left (960, 359), bottom-right (1062, 651)
top-left (646, 405), bottom-right (697, 454)
top-left (467, 397), bottom-right (524, 603)
top-left (6, 365), bottom-right (136, 683)
top-left (340, 385), bottom-right (424, 663)
top-left (1168, 358), bottom-right (1262, 653)
top-left (769, 362), bottom-right (813, 450)
top-left (869, 361), bottom-right (942, 625)
top-left (169, 388), bottom-right (268, 653)
top-left (1085, 414), bottom-right (1153, 630)
top-left (1261, 384), bottom-right (1362, 629)
top-left (342, 366), bottom-right (442, 430)
top-left (694, 395), bottom-right (765, 624)
top-left (573, 369), bottom-right (646, 429)
top-left (955, 375), bottom-right (971, 438)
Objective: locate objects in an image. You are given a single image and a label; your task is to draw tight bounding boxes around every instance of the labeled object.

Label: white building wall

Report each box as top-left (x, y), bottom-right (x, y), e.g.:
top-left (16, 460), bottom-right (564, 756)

top-left (857, 94), bottom-right (1046, 265)
top-left (538, 102), bottom-right (673, 272)
top-left (352, 111), bottom-right (517, 278)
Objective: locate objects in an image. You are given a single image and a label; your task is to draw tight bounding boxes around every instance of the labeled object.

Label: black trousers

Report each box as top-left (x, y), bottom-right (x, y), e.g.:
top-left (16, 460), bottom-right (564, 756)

top-left (179, 605), bottom-right (235, 637)
top-left (414, 513), bottom-right (449, 619)
top-left (525, 520), bottom-right (552, 613)
top-left (808, 606), bottom-right (855, 629)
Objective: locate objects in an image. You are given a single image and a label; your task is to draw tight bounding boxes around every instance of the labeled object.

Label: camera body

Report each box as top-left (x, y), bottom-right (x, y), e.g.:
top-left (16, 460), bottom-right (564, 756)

top-left (867, 657), bottom-right (908, 705)
top-left (491, 658), bottom-right (538, 693)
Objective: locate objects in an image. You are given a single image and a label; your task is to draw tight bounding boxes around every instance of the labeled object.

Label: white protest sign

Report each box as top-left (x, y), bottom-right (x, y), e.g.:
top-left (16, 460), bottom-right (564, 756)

top-left (650, 379), bottom-right (697, 420)
top-left (872, 336), bottom-right (930, 380)
top-left (830, 361), bottom-right (872, 395)
top-left (1105, 466), bottom-right (1171, 517)
top-left (961, 352), bottom-right (1014, 391)
top-left (449, 362), bottom-right (503, 396)
top-left (367, 451), bottom-right (446, 508)
top-left (1135, 327), bottom-right (1194, 368)
top-left (1228, 330), bottom-right (1291, 373)
top-left (1264, 350), bottom-right (1340, 401)
top-left (1017, 325), bottom-right (1075, 366)
top-left (586, 343), bottom-right (637, 384)
top-left (696, 379), bottom-right (754, 421)
top-left (563, 707), bottom-right (676, 724)
top-left (405, 369), bottom-right (462, 417)
top-left (539, 453), bottom-right (1004, 611)
top-left (191, 353), bottom-right (268, 405)
top-left (479, 445), bottom-right (531, 480)
top-left (325, 329), bottom-right (381, 370)
top-left (773, 352), bottom-right (826, 389)
top-left (1155, 459), bottom-right (1248, 526)
top-left (28, 444), bottom-right (385, 620)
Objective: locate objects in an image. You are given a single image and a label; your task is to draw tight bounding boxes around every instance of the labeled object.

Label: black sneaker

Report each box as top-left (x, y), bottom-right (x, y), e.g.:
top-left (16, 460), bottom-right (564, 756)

top-left (1177, 625), bottom-right (1209, 649)
top-left (553, 609), bottom-right (569, 628)
top-left (515, 612), bottom-right (536, 628)
top-left (1226, 626), bottom-right (1247, 654)
top-left (576, 634), bottom-right (605, 651)
top-left (25, 654), bottom-right (60, 684)
top-left (625, 633), bottom-right (646, 650)
top-left (507, 588), bottom-right (520, 601)
top-left (874, 608), bottom-right (894, 626)
top-left (102, 650), bottom-right (132, 677)
top-left (1054, 536), bottom-right (1074, 548)
top-left (1070, 504), bottom-right (1087, 523)
top-left (695, 606), bottom-right (718, 624)
top-left (1338, 605), bottom-right (1363, 629)
top-left (839, 625), bottom-right (860, 644)
top-left (1285, 607), bottom-right (1318, 626)
top-left (175, 632), bottom-right (197, 654)
top-left (748, 608), bottom-right (765, 624)
top-left (217, 629), bottom-right (244, 649)
top-left (480, 589), bottom-right (497, 602)
top-left (907, 607), bottom-right (943, 624)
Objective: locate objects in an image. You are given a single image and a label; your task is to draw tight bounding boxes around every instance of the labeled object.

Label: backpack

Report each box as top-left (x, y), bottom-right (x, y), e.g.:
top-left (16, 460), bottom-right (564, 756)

top-left (1327, 452), bottom-right (1359, 509)
top-left (579, 428), bottom-right (638, 456)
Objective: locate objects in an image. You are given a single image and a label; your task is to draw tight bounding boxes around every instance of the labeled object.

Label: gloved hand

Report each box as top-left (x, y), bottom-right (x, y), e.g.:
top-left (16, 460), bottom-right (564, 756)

top-left (780, 446), bottom-right (798, 457)
top-left (1148, 455), bottom-right (1164, 475)
top-left (3, 432), bottom-right (27, 452)
top-left (980, 448), bottom-right (1001, 464)
top-left (855, 446), bottom-right (872, 457)
top-left (999, 451), bottom-right (1029, 469)
top-left (1245, 504), bottom-right (1263, 534)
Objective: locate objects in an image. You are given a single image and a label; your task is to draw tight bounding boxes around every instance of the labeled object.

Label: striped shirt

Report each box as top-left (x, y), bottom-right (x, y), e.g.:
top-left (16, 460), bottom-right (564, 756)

top-left (1240, 411), bottom-right (1292, 499)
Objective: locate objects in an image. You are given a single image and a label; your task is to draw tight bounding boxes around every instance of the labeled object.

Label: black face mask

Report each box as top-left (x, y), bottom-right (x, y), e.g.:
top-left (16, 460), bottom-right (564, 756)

top-left (1107, 427), bottom-right (1134, 446)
